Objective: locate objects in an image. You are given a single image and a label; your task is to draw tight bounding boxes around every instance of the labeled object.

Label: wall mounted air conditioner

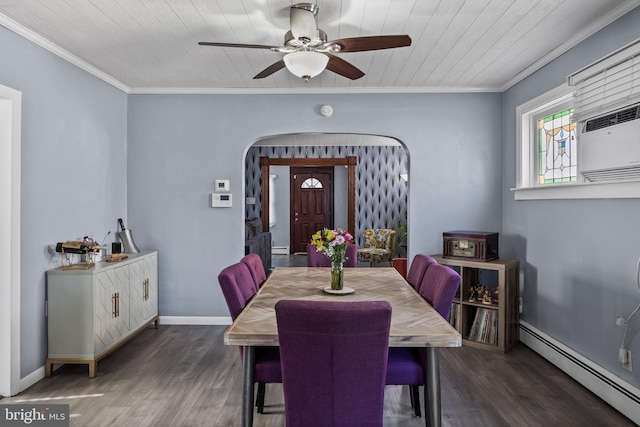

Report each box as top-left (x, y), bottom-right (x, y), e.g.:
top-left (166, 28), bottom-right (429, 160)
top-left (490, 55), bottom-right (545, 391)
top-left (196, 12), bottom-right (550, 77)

top-left (578, 103), bottom-right (640, 182)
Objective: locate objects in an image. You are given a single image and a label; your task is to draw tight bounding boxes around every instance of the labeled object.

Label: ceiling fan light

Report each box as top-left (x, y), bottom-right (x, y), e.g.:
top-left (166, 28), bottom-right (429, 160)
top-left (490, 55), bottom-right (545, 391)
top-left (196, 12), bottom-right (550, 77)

top-left (283, 51), bottom-right (329, 81)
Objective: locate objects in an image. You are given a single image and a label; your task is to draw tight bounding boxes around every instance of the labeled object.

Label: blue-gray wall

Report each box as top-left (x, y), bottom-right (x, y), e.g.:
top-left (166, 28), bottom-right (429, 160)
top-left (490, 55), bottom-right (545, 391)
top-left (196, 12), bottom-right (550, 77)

top-left (0, 26), bottom-right (128, 376)
top-left (4, 4), bottom-right (638, 395)
top-left (502, 7), bottom-right (640, 385)
top-left (127, 92), bottom-right (503, 317)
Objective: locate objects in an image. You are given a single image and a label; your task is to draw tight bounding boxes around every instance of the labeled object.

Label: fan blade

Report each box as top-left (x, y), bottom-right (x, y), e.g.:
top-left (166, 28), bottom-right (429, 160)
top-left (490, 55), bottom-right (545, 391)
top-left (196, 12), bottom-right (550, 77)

top-left (325, 54), bottom-right (365, 80)
top-left (198, 41), bottom-right (278, 50)
top-left (326, 35), bottom-right (411, 52)
top-left (254, 60), bottom-right (286, 79)
top-left (290, 3), bottom-right (318, 41)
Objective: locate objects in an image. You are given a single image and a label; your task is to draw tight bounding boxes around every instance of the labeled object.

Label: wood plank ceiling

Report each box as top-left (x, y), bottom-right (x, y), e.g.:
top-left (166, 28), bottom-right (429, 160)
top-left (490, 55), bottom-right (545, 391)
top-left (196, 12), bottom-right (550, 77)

top-left (0, 0), bottom-right (638, 92)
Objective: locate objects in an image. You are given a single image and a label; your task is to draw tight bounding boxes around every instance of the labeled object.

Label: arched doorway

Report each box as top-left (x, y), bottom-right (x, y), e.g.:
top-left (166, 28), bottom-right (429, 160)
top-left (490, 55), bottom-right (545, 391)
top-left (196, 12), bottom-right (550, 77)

top-left (244, 133), bottom-right (408, 263)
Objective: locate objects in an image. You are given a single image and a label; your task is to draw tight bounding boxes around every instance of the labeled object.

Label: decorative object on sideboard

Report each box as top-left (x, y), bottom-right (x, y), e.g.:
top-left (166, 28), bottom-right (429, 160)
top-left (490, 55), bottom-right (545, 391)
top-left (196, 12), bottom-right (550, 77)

top-left (117, 218), bottom-right (140, 254)
top-left (443, 230), bottom-right (499, 261)
top-left (95, 230), bottom-right (110, 262)
top-left (468, 284), bottom-right (488, 302)
top-left (468, 283), bottom-right (495, 305)
top-left (105, 253), bottom-right (128, 262)
top-left (55, 237), bottom-right (101, 269)
top-left (481, 288), bottom-right (493, 305)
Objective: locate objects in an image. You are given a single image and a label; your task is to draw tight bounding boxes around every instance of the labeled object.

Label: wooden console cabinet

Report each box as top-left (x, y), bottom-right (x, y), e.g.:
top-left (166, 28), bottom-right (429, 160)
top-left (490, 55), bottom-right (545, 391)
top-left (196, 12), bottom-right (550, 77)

top-left (46, 251), bottom-right (159, 377)
top-left (434, 255), bottom-right (519, 353)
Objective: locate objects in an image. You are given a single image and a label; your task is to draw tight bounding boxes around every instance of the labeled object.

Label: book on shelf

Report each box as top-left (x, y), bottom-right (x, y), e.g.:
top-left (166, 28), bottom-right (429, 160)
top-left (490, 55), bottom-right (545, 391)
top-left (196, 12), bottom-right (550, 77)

top-left (448, 302), bottom-right (461, 330)
top-left (467, 307), bottom-right (498, 346)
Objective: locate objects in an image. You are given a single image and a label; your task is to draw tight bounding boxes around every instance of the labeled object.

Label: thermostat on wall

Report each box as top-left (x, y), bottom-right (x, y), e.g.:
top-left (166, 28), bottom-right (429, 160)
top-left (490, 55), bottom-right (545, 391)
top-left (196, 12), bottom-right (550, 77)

top-left (215, 179), bottom-right (230, 191)
top-left (212, 193), bottom-right (232, 207)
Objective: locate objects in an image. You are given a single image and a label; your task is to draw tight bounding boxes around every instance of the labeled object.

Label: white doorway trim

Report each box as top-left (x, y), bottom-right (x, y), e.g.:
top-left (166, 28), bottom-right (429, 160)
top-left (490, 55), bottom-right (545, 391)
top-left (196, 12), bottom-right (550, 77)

top-left (0, 83), bottom-right (21, 397)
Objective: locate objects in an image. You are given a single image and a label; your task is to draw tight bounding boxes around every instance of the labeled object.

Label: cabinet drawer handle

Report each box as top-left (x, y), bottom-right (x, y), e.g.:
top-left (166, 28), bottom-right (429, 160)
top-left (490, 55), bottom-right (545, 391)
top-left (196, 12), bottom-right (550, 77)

top-left (112, 293), bottom-right (117, 318)
top-left (116, 292), bottom-right (120, 317)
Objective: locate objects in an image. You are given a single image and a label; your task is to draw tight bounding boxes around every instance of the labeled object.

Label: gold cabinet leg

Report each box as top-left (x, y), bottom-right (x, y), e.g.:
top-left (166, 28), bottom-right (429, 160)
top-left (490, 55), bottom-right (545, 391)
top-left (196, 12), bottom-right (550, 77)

top-left (89, 361), bottom-right (97, 378)
top-left (45, 360), bottom-right (52, 378)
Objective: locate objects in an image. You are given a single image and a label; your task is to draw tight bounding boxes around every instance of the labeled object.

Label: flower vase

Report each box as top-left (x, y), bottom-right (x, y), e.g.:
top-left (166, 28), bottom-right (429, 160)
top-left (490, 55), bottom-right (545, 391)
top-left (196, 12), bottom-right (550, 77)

top-left (331, 261), bottom-right (344, 291)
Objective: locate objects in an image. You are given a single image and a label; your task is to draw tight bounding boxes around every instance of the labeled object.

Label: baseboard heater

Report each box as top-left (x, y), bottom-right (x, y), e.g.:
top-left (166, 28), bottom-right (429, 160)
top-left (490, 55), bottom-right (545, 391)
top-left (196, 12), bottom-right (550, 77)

top-left (272, 246), bottom-right (289, 255)
top-left (520, 321), bottom-right (640, 425)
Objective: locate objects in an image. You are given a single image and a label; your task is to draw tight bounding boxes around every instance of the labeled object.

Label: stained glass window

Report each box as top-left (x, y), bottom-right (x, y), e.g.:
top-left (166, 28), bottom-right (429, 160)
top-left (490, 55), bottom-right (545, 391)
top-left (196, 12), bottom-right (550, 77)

top-left (538, 108), bottom-right (577, 184)
top-left (301, 177), bottom-right (323, 188)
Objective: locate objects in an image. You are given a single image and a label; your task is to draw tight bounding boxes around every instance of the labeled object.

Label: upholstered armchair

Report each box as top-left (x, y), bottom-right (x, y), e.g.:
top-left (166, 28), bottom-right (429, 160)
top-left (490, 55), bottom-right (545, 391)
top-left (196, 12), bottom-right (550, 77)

top-left (357, 228), bottom-right (396, 266)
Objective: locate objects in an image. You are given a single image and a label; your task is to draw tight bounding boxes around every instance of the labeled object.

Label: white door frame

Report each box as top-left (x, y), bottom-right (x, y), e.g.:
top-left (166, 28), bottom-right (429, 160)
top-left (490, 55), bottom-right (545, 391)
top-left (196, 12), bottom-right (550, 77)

top-left (0, 83), bottom-right (21, 397)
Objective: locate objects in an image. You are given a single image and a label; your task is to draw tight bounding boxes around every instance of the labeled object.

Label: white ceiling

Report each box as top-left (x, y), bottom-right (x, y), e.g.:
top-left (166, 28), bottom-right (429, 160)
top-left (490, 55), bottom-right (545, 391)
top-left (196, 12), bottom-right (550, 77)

top-left (0, 0), bottom-right (638, 93)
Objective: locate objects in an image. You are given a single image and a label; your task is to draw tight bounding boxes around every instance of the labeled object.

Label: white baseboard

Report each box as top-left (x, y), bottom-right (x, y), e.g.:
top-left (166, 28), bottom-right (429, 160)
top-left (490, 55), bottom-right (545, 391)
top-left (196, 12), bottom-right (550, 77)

top-left (20, 366), bottom-right (44, 394)
top-left (159, 316), bottom-right (231, 325)
top-left (520, 321), bottom-right (640, 425)
top-left (272, 246), bottom-right (289, 255)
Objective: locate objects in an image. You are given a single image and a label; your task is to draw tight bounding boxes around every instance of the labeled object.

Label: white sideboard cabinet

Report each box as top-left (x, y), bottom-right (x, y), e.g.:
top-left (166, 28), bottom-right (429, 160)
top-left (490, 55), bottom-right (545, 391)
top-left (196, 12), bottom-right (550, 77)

top-left (46, 251), bottom-right (159, 377)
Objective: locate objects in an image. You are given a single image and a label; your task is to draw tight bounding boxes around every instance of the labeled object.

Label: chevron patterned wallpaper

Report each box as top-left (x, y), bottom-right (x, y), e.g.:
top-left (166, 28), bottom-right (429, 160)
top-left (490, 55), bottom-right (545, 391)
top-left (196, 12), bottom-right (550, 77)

top-left (245, 145), bottom-right (408, 248)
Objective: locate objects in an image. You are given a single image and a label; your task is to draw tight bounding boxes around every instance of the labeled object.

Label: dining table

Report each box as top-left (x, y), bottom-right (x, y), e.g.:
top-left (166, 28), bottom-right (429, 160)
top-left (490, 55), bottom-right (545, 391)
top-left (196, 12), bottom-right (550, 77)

top-left (224, 266), bottom-right (462, 427)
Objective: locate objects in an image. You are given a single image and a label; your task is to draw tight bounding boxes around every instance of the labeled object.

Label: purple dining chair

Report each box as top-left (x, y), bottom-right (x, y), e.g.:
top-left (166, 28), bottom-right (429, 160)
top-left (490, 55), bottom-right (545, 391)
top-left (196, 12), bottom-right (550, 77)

top-left (275, 300), bottom-right (392, 427)
top-left (385, 262), bottom-right (460, 417)
top-left (240, 253), bottom-right (268, 288)
top-left (418, 263), bottom-right (461, 319)
top-left (306, 243), bottom-right (358, 267)
top-left (407, 254), bottom-right (437, 291)
top-left (217, 262), bottom-right (281, 414)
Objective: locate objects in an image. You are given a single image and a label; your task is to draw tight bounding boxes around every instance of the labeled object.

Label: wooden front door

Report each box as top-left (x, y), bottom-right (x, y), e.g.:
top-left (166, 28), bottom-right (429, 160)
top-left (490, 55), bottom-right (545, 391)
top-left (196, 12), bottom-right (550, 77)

top-left (290, 167), bottom-right (334, 253)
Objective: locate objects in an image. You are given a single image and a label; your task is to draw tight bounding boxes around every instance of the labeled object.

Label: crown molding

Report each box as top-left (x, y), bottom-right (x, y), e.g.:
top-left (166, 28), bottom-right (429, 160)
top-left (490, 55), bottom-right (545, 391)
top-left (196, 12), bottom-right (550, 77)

top-left (0, 12), bottom-right (130, 93)
top-left (500, 1), bottom-right (640, 91)
top-left (127, 85), bottom-right (501, 95)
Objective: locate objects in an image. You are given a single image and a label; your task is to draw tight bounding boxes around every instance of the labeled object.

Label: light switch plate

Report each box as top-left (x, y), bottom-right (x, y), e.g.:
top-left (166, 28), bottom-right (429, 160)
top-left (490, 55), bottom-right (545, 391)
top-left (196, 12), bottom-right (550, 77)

top-left (215, 179), bottom-right (230, 191)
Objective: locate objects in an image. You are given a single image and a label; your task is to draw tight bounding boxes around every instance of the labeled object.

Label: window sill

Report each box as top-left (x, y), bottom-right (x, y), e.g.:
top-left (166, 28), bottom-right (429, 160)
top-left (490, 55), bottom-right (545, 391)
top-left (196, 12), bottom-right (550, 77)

top-left (512, 179), bottom-right (640, 200)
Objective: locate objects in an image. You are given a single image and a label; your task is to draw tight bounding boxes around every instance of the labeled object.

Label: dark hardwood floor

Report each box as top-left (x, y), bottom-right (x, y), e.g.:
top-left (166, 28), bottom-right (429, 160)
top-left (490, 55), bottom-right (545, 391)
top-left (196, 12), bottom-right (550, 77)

top-left (1, 256), bottom-right (634, 426)
top-left (2, 325), bottom-right (635, 426)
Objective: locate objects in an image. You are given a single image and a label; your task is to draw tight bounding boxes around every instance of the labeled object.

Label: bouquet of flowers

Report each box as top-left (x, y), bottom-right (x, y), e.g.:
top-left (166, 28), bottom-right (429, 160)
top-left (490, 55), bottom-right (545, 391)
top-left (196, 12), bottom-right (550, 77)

top-left (310, 228), bottom-right (354, 266)
top-left (311, 228), bottom-right (354, 291)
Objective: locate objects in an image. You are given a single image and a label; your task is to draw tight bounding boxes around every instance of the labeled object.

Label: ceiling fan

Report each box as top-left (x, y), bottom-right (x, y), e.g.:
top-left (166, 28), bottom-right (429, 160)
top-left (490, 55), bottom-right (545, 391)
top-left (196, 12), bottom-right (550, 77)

top-left (198, 3), bottom-right (411, 81)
